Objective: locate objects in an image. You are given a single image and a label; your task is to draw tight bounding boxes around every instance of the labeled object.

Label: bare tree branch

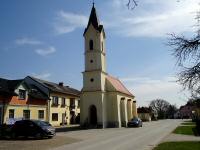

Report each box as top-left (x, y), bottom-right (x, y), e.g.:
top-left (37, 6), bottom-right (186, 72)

top-left (126, 0), bottom-right (138, 10)
top-left (168, 33), bottom-right (200, 66)
top-left (178, 62), bottom-right (200, 93)
top-left (169, 10), bottom-right (200, 96)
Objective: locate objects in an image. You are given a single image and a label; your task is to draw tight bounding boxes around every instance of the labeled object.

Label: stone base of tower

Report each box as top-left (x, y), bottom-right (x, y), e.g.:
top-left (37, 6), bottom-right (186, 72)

top-left (80, 90), bottom-right (137, 129)
top-left (80, 91), bottom-right (106, 128)
top-left (106, 121), bottom-right (120, 128)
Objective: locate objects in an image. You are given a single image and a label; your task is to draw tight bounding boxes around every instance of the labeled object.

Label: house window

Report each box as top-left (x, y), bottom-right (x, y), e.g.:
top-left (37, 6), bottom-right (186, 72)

top-left (19, 89), bottom-right (26, 99)
top-left (38, 110), bottom-right (44, 119)
top-left (70, 98), bottom-right (75, 109)
top-left (52, 96), bottom-right (59, 106)
top-left (78, 100), bottom-right (80, 108)
top-left (9, 109), bottom-right (14, 119)
top-left (61, 98), bottom-right (66, 107)
top-left (89, 40), bottom-right (93, 50)
top-left (52, 113), bottom-right (58, 121)
top-left (23, 110), bottom-right (30, 119)
top-left (90, 59), bottom-right (93, 63)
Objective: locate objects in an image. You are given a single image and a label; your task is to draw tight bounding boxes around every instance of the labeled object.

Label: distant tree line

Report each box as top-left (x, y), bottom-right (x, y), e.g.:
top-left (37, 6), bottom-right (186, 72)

top-left (149, 99), bottom-right (178, 119)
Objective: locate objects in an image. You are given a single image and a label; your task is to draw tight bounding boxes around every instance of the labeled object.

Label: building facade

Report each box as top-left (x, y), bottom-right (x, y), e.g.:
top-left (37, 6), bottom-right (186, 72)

top-left (80, 5), bottom-right (137, 128)
top-left (179, 105), bottom-right (196, 119)
top-left (25, 76), bottom-right (81, 127)
top-left (137, 107), bottom-right (152, 122)
top-left (0, 78), bottom-right (48, 125)
top-left (0, 76), bottom-right (80, 127)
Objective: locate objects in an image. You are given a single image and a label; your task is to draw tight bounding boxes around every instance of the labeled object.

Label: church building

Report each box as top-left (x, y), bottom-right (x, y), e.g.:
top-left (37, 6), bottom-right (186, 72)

top-left (80, 5), bottom-right (137, 128)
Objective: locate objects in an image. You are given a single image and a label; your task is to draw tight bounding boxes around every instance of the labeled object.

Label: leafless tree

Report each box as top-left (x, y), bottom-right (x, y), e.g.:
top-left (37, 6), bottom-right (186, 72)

top-left (149, 99), bottom-right (170, 119)
top-left (126, 0), bottom-right (181, 10)
top-left (169, 11), bottom-right (200, 96)
top-left (166, 104), bottom-right (178, 119)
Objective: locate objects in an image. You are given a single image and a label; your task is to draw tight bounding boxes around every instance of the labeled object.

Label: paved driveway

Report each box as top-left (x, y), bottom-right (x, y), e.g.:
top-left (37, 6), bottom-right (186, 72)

top-left (54, 119), bottom-right (182, 150)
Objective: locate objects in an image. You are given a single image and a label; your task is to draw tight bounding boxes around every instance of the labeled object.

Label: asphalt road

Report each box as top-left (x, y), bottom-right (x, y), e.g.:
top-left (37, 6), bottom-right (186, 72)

top-left (54, 119), bottom-right (182, 150)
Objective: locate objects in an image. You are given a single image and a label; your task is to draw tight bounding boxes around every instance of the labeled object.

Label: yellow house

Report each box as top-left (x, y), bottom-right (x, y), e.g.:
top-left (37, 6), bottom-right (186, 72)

top-left (0, 76), bottom-right (80, 127)
top-left (0, 78), bottom-right (48, 125)
top-left (26, 76), bottom-right (80, 126)
top-left (80, 5), bottom-right (137, 128)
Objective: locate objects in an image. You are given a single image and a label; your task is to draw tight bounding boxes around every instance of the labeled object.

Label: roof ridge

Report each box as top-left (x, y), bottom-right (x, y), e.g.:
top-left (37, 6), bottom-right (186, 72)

top-left (28, 76), bottom-right (80, 96)
top-left (28, 76), bottom-right (50, 90)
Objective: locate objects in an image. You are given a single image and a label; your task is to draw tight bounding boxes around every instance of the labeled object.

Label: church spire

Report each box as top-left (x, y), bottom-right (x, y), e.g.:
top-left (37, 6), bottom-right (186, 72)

top-left (87, 4), bottom-right (99, 30)
top-left (83, 4), bottom-right (104, 36)
top-left (93, 0), bottom-right (95, 7)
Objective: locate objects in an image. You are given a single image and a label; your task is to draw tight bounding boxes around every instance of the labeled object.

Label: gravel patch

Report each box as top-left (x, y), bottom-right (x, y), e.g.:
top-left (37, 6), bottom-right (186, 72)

top-left (0, 135), bottom-right (81, 150)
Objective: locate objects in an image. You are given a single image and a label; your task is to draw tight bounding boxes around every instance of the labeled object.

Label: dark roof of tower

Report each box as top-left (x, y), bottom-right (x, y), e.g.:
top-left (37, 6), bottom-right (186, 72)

top-left (83, 5), bottom-right (104, 35)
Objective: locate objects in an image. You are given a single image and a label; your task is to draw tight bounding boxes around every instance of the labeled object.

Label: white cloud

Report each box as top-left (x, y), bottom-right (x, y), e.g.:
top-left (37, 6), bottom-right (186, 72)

top-left (120, 76), bottom-right (189, 107)
top-left (51, 0), bottom-right (199, 37)
top-left (35, 46), bottom-right (56, 56)
top-left (102, 0), bottom-right (200, 37)
top-left (32, 72), bottom-right (51, 80)
top-left (15, 38), bottom-right (43, 45)
top-left (14, 37), bottom-right (56, 56)
top-left (54, 10), bottom-right (88, 34)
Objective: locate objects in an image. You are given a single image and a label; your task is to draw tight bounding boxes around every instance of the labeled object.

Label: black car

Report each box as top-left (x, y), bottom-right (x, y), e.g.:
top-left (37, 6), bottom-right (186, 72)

top-left (127, 118), bottom-right (143, 127)
top-left (11, 120), bottom-right (56, 139)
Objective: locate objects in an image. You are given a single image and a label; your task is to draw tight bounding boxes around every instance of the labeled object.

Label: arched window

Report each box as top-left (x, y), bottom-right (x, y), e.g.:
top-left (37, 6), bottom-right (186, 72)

top-left (89, 40), bottom-right (93, 50)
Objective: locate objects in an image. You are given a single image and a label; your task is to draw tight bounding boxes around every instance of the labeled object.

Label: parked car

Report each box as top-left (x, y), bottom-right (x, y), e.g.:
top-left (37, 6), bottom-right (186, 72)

top-left (0, 124), bottom-right (13, 139)
top-left (127, 118), bottom-right (143, 127)
top-left (11, 120), bottom-right (56, 139)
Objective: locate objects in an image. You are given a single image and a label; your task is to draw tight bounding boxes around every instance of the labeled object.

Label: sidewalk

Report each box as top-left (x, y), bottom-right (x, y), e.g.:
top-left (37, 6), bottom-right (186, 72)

top-left (162, 120), bottom-right (200, 142)
top-left (55, 124), bottom-right (83, 133)
top-left (163, 133), bottom-right (200, 142)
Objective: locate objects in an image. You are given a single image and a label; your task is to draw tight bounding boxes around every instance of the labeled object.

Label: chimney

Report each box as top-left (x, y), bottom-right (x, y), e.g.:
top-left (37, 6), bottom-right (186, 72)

top-left (59, 82), bottom-right (64, 86)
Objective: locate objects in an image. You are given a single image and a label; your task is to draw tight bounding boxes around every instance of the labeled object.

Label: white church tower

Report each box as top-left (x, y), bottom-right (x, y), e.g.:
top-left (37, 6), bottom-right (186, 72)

top-left (80, 4), bottom-right (107, 128)
top-left (80, 4), bottom-right (137, 128)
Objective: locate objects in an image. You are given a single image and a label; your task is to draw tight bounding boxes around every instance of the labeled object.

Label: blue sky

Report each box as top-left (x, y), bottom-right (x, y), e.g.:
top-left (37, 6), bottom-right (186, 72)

top-left (0, 0), bottom-right (199, 107)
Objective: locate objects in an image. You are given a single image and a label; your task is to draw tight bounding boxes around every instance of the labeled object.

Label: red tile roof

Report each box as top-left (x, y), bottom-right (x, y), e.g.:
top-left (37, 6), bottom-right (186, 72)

top-left (106, 75), bottom-right (134, 97)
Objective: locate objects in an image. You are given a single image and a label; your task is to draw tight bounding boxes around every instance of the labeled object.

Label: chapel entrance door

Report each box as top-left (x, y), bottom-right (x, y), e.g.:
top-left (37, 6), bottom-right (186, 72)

top-left (89, 105), bottom-right (97, 126)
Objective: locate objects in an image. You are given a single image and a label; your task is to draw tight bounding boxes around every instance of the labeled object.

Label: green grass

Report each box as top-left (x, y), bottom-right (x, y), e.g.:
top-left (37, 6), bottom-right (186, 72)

top-left (181, 122), bottom-right (196, 126)
top-left (153, 142), bottom-right (200, 150)
top-left (173, 125), bottom-right (196, 135)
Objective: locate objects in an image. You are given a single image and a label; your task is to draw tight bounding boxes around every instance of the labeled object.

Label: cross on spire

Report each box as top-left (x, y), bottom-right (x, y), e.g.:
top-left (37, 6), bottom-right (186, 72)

top-left (93, 0), bottom-right (95, 7)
